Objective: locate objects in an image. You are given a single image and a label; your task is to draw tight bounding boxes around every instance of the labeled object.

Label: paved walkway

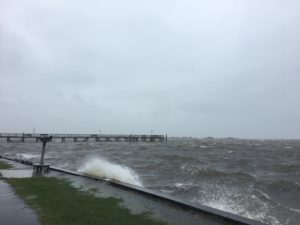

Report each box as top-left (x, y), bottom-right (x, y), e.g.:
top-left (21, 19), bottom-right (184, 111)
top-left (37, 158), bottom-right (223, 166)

top-left (0, 180), bottom-right (41, 225)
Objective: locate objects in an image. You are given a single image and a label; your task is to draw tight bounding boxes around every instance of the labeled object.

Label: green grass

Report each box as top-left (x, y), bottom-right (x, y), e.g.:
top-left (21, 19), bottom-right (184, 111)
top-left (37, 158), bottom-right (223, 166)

top-left (0, 160), bottom-right (13, 169)
top-left (8, 177), bottom-right (168, 225)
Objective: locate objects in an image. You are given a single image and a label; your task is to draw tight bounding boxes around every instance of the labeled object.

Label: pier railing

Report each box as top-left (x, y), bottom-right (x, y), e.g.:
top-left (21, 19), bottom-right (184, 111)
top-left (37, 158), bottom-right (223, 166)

top-left (0, 133), bottom-right (166, 142)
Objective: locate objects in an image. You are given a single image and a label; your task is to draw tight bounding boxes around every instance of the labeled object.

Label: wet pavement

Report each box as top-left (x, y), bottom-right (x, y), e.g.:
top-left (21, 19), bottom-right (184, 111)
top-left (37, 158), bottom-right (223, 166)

top-left (0, 169), bottom-right (33, 178)
top-left (0, 180), bottom-right (41, 225)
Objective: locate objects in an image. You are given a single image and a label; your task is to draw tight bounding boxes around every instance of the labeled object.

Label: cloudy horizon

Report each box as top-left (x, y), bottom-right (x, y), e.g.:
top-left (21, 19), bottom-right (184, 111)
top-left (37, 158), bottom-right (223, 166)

top-left (0, 0), bottom-right (299, 139)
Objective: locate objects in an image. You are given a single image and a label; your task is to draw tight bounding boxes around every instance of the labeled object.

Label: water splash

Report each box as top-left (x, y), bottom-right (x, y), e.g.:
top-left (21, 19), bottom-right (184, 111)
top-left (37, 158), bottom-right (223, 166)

top-left (194, 183), bottom-right (281, 225)
top-left (77, 157), bottom-right (143, 187)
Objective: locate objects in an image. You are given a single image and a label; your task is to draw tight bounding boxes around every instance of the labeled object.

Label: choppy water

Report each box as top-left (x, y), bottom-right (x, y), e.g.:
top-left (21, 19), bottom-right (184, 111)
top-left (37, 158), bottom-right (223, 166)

top-left (1, 138), bottom-right (299, 225)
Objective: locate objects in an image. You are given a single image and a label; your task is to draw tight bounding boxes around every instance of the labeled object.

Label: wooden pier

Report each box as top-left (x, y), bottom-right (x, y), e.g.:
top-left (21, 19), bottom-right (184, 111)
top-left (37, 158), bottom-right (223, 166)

top-left (0, 133), bottom-right (166, 143)
top-left (0, 132), bottom-right (166, 170)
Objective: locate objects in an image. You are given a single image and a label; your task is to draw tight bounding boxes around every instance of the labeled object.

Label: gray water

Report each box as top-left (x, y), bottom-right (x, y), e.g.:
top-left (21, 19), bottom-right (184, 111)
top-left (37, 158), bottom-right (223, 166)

top-left (0, 138), bottom-right (299, 225)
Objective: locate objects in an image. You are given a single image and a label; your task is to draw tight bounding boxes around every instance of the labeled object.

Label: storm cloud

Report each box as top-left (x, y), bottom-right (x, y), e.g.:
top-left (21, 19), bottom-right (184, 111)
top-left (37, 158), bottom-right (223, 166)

top-left (0, 0), bottom-right (299, 138)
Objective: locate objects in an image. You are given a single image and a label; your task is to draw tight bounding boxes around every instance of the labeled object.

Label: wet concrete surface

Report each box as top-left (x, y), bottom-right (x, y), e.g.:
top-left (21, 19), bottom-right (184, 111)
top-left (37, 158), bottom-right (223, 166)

top-left (0, 169), bottom-right (33, 178)
top-left (0, 158), bottom-right (32, 170)
top-left (0, 180), bottom-right (41, 225)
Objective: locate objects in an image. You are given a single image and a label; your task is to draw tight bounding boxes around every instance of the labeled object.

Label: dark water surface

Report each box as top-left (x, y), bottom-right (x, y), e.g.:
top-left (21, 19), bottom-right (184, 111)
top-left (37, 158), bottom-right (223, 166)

top-left (1, 138), bottom-right (299, 225)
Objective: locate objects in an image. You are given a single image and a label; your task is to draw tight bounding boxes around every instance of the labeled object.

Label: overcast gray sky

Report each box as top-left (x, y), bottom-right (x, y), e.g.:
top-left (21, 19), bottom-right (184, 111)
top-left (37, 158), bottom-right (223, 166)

top-left (0, 0), bottom-right (299, 138)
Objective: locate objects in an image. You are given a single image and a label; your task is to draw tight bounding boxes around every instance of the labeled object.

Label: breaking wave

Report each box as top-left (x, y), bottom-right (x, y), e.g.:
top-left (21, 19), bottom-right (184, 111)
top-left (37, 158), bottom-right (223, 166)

top-left (77, 157), bottom-right (143, 187)
top-left (194, 184), bottom-right (280, 225)
top-left (16, 153), bottom-right (39, 159)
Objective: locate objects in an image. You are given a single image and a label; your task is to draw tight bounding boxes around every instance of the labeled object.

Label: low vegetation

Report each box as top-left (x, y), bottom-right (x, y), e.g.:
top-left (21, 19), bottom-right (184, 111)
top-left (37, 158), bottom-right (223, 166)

top-left (8, 177), bottom-right (167, 225)
top-left (0, 160), bottom-right (13, 169)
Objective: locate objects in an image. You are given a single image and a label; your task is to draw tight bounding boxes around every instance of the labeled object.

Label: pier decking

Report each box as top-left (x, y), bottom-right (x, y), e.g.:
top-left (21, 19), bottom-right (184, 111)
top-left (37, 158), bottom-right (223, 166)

top-left (0, 133), bottom-right (166, 143)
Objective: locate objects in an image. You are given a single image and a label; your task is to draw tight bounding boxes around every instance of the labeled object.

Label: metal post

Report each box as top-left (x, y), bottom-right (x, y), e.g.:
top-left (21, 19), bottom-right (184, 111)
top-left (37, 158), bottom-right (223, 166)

top-left (40, 141), bottom-right (46, 165)
top-left (38, 136), bottom-right (52, 166)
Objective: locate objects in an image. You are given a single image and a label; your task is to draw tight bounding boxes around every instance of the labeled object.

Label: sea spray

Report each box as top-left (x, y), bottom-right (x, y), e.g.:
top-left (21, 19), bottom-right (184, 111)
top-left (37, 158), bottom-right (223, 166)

top-left (16, 153), bottom-right (39, 159)
top-left (195, 183), bottom-right (277, 225)
top-left (77, 158), bottom-right (143, 186)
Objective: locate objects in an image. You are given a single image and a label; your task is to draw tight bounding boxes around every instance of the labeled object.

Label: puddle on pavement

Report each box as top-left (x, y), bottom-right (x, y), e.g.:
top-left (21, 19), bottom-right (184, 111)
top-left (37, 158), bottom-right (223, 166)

top-left (0, 169), bottom-right (33, 178)
top-left (0, 181), bottom-right (41, 225)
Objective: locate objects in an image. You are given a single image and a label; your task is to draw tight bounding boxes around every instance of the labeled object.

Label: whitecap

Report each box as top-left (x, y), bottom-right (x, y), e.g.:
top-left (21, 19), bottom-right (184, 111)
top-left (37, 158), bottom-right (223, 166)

top-left (77, 157), bottom-right (143, 187)
top-left (200, 145), bottom-right (208, 148)
top-left (16, 153), bottom-right (39, 159)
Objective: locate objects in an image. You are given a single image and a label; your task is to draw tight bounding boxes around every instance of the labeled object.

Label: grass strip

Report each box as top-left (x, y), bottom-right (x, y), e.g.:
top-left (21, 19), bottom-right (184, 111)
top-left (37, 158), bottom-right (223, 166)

top-left (0, 160), bottom-right (13, 169)
top-left (8, 177), bottom-right (168, 225)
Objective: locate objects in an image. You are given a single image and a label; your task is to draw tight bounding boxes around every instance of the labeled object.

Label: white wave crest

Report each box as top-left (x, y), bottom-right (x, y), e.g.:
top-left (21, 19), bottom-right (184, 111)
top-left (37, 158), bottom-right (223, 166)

top-left (193, 184), bottom-right (281, 225)
top-left (77, 158), bottom-right (142, 187)
top-left (289, 208), bottom-right (300, 213)
top-left (16, 153), bottom-right (39, 159)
